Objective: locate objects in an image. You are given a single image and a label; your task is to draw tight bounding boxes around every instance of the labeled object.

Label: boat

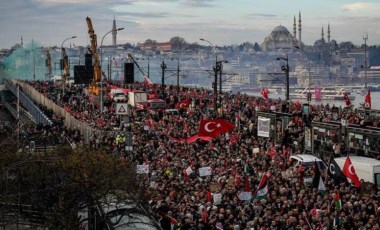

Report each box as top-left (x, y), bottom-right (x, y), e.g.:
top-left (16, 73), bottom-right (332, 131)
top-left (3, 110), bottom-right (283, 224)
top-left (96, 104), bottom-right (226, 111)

top-left (290, 86), bottom-right (355, 101)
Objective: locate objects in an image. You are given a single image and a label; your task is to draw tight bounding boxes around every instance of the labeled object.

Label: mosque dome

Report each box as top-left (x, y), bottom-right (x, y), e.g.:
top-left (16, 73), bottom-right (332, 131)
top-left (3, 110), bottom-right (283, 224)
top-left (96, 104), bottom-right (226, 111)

top-left (272, 25), bottom-right (289, 33)
top-left (261, 25), bottom-right (299, 53)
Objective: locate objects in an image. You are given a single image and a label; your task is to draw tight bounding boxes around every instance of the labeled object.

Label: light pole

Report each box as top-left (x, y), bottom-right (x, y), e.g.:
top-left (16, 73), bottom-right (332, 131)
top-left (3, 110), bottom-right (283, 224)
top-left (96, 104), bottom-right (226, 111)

top-left (276, 55), bottom-right (290, 102)
top-left (294, 45), bottom-right (312, 102)
top-left (100, 27), bottom-right (124, 112)
top-left (61, 36), bottom-right (77, 95)
top-left (200, 38), bottom-right (219, 111)
top-left (161, 61), bottom-right (167, 99)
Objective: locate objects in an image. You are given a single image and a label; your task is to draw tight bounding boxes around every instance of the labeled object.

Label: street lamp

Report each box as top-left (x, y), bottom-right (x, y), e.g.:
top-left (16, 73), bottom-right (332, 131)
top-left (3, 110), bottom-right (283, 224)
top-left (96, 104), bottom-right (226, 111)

top-left (100, 27), bottom-right (124, 112)
top-left (61, 36), bottom-right (77, 95)
top-left (294, 45), bottom-right (312, 102)
top-left (161, 60), bottom-right (167, 99)
top-left (200, 38), bottom-right (220, 112)
top-left (276, 55), bottom-right (290, 102)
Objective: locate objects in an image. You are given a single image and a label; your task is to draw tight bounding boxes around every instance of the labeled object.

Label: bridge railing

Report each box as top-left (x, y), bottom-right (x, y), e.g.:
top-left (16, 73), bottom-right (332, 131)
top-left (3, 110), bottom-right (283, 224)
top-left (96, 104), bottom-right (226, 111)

top-left (5, 81), bottom-right (53, 126)
top-left (9, 80), bottom-right (114, 143)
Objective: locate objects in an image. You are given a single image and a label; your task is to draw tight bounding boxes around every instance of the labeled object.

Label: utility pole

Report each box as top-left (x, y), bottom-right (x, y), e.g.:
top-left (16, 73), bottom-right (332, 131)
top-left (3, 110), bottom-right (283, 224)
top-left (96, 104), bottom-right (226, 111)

top-left (176, 59), bottom-right (180, 96)
top-left (363, 33), bottom-right (368, 90)
top-left (276, 55), bottom-right (290, 102)
top-left (213, 63), bottom-right (219, 112)
top-left (161, 61), bottom-right (167, 99)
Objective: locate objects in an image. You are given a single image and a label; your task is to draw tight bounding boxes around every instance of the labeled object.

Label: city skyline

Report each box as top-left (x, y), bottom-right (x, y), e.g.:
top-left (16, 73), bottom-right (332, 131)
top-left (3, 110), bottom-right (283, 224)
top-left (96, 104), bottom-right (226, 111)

top-left (1, 0), bottom-right (380, 49)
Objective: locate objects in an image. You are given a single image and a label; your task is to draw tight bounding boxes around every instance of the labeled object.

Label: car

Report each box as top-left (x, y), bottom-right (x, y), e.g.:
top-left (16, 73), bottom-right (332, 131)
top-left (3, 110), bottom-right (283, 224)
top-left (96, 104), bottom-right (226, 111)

top-left (289, 154), bottom-right (326, 171)
top-left (113, 92), bottom-right (127, 102)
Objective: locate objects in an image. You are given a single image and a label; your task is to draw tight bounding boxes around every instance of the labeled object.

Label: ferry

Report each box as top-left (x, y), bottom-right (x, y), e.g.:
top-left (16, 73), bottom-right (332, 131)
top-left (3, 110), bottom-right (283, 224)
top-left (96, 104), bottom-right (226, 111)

top-left (290, 86), bottom-right (355, 101)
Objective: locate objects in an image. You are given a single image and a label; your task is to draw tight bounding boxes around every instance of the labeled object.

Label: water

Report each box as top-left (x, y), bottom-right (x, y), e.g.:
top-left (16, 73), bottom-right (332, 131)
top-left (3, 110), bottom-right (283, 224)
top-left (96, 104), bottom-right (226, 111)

top-left (241, 90), bottom-right (380, 110)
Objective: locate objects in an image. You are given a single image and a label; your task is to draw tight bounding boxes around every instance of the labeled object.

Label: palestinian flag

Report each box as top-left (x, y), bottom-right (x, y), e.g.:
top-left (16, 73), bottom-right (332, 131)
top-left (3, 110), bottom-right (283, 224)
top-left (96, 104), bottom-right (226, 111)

top-left (256, 173), bottom-right (269, 199)
top-left (169, 216), bottom-right (178, 230)
top-left (209, 143), bottom-right (220, 155)
top-left (334, 192), bottom-right (342, 210)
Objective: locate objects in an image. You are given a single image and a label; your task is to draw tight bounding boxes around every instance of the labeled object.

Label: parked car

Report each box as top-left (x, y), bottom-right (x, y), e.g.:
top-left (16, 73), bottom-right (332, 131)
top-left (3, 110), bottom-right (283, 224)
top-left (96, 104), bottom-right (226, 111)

top-left (290, 154), bottom-right (326, 171)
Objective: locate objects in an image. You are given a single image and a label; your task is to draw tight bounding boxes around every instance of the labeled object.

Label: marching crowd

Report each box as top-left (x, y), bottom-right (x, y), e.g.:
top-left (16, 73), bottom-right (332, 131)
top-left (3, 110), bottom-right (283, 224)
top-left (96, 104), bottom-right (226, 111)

top-left (20, 80), bottom-right (380, 229)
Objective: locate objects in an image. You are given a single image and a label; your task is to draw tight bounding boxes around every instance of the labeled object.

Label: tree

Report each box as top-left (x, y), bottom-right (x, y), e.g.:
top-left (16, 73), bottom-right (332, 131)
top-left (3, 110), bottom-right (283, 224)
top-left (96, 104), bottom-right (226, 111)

top-left (170, 36), bottom-right (188, 51)
top-left (0, 146), bottom-right (138, 229)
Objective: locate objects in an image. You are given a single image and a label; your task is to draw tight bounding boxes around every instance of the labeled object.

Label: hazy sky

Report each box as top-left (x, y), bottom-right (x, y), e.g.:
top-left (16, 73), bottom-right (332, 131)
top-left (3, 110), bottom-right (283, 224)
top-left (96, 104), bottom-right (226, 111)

top-left (1, 0), bottom-right (380, 49)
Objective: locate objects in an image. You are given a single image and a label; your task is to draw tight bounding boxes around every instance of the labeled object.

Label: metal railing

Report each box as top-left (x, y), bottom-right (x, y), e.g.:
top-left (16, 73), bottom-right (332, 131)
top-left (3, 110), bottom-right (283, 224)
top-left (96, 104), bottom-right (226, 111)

top-left (5, 81), bottom-right (52, 126)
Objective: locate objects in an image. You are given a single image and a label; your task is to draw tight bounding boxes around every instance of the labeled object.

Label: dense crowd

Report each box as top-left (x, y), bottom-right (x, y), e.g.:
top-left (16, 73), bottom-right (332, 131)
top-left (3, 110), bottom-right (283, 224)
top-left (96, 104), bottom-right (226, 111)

top-left (19, 80), bottom-right (380, 229)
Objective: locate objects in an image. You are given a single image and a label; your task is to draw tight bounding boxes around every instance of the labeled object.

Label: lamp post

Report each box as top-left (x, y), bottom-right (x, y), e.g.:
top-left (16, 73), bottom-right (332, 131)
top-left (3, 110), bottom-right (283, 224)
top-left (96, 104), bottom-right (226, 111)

top-left (100, 27), bottom-right (124, 112)
top-left (276, 55), bottom-right (290, 102)
top-left (294, 45), bottom-right (312, 102)
top-left (200, 38), bottom-right (219, 112)
top-left (61, 36), bottom-right (77, 95)
top-left (161, 61), bottom-right (167, 99)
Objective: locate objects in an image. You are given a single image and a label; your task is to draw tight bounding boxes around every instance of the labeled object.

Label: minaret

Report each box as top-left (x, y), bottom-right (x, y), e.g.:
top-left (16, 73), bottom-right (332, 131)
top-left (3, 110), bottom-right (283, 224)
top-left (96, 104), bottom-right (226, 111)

top-left (321, 26), bottom-right (324, 43)
top-left (327, 24), bottom-right (331, 43)
top-left (112, 16), bottom-right (117, 46)
top-left (298, 11), bottom-right (302, 48)
top-left (293, 15), bottom-right (296, 38)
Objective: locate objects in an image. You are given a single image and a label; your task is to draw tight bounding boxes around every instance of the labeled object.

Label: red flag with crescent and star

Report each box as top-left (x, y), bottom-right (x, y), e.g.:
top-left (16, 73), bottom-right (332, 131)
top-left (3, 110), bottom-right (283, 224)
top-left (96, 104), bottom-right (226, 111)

top-left (343, 93), bottom-right (351, 107)
top-left (198, 119), bottom-right (235, 138)
top-left (342, 156), bottom-right (361, 187)
top-left (261, 88), bottom-right (269, 99)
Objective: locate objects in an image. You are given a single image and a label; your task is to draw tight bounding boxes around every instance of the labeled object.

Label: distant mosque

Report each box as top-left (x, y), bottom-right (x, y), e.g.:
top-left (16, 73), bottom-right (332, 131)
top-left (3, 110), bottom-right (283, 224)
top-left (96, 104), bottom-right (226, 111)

top-left (261, 11), bottom-right (334, 54)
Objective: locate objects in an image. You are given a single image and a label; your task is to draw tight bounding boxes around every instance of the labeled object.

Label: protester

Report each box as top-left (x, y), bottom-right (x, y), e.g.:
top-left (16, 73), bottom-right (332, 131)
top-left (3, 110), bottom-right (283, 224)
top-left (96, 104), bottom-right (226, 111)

top-left (22, 79), bottom-right (380, 229)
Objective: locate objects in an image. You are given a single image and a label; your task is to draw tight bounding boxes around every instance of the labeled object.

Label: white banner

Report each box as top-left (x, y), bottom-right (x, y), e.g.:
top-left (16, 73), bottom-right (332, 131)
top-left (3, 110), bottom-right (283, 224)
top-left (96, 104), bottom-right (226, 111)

top-left (136, 164), bottom-right (149, 174)
top-left (238, 191), bottom-right (252, 201)
top-left (198, 166), bottom-right (212, 177)
top-left (258, 116), bottom-right (270, 138)
top-left (185, 166), bottom-right (193, 176)
top-left (213, 193), bottom-right (222, 205)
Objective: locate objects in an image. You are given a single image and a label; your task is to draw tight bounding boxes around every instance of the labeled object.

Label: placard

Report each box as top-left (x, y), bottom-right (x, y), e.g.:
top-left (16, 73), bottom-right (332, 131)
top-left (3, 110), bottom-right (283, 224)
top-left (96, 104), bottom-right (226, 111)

top-left (238, 191), bottom-right (252, 201)
top-left (213, 193), bottom-right (222, 205)
top-left (136, 164), bottom-right (149, 174)
top-left (198, 167), bottom-right (212, 177)
top-left (258, 116), bottom-right (270, 138)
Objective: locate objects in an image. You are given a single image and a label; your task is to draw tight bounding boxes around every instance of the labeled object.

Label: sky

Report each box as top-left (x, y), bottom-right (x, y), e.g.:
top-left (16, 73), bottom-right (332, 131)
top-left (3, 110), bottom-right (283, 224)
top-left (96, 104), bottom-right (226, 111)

top-left (1, 0), bottom-right (380, 49)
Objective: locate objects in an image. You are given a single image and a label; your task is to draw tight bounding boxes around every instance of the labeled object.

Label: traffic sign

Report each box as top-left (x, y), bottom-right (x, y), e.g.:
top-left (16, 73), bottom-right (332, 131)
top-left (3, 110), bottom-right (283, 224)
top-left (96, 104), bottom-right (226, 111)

top-left (116, 103), bottom-right (129, 115)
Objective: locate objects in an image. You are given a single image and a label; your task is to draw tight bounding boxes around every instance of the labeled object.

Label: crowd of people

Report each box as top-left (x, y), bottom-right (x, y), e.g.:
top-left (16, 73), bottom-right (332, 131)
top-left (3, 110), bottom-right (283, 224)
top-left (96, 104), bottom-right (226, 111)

top-left (19, 80), bottom-right (380, 229)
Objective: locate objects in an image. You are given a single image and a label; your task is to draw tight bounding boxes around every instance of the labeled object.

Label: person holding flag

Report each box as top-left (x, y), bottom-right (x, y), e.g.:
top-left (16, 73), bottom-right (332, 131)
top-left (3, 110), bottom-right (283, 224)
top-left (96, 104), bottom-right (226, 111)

top-left (365, 89), bottom-right (371, 109)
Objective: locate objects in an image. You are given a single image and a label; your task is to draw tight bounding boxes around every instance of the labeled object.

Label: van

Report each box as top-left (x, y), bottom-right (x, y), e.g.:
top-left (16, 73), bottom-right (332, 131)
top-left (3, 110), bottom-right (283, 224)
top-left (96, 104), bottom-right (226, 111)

top-left (164, 109), bottom-right (180, 116)
top-left (334, 156), bottom-right (380, 185)
top-left (290, 154), bottom-right (326, 171)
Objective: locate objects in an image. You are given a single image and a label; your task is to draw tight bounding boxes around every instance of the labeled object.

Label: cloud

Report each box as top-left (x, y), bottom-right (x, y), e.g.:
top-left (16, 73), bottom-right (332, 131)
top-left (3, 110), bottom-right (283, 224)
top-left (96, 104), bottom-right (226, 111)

top-left (342, 2), bottom-right (380, 11)
top-left (180, 0), bottom-right (216, 8)
top-left (246, 13), bottom-right (279, 18)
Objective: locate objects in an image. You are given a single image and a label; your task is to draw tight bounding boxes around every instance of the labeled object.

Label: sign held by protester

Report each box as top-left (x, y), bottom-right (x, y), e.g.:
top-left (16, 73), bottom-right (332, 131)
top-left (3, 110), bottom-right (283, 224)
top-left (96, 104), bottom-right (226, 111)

top-left (199, 166), bottom-right (212, 177)
top-left (258, 116), bottom-right (270, 138)
top-left (136, 164), bottom-right (149, 174)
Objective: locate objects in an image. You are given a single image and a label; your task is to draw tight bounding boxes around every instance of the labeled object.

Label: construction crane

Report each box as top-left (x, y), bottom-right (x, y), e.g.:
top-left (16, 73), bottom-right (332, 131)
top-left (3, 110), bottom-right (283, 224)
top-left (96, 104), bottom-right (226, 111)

top-left (127, 53), bottom-right (148, 78)
top-left (86, 16), bottom-right (103, 95)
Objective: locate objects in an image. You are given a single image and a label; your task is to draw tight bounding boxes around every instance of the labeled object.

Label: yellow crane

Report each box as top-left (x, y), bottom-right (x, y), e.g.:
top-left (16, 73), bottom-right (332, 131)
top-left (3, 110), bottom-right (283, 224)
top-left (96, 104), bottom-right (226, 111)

top-left (86, 16), bottom-right (103, 95)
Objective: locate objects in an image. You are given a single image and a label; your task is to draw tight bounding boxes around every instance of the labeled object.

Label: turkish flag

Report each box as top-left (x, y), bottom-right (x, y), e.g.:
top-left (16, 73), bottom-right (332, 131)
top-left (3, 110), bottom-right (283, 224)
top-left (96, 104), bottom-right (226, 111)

top-left (198, 119), bottom-right (235, 138)
top-left (343, 93), bottom-right (351, 107)
top-left (342, 156), bottom-right (361, 187)
top-left (261, 88), bottom-right (269, 99)
top-left (176, 98), bottom-right (191, 109)
top-left (365, 90), bottom-right (371, 109)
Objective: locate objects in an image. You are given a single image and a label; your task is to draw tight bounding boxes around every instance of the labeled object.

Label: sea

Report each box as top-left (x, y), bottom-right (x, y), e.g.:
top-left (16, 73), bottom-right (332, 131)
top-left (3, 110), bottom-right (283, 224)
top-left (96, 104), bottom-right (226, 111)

top-left (240, 90), bottom-right (380, 110)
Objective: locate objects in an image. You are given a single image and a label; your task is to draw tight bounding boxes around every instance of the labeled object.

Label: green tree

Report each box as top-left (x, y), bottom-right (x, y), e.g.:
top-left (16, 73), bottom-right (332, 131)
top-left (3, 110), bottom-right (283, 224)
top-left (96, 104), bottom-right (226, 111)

top-left (0, 147), bottom-right (138, 229)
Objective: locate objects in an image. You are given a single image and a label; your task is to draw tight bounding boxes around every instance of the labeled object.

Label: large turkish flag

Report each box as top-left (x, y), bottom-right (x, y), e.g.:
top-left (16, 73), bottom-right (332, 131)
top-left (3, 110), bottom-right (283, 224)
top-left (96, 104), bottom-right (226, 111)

top-left (198, 119), bottom-right (235, 138)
